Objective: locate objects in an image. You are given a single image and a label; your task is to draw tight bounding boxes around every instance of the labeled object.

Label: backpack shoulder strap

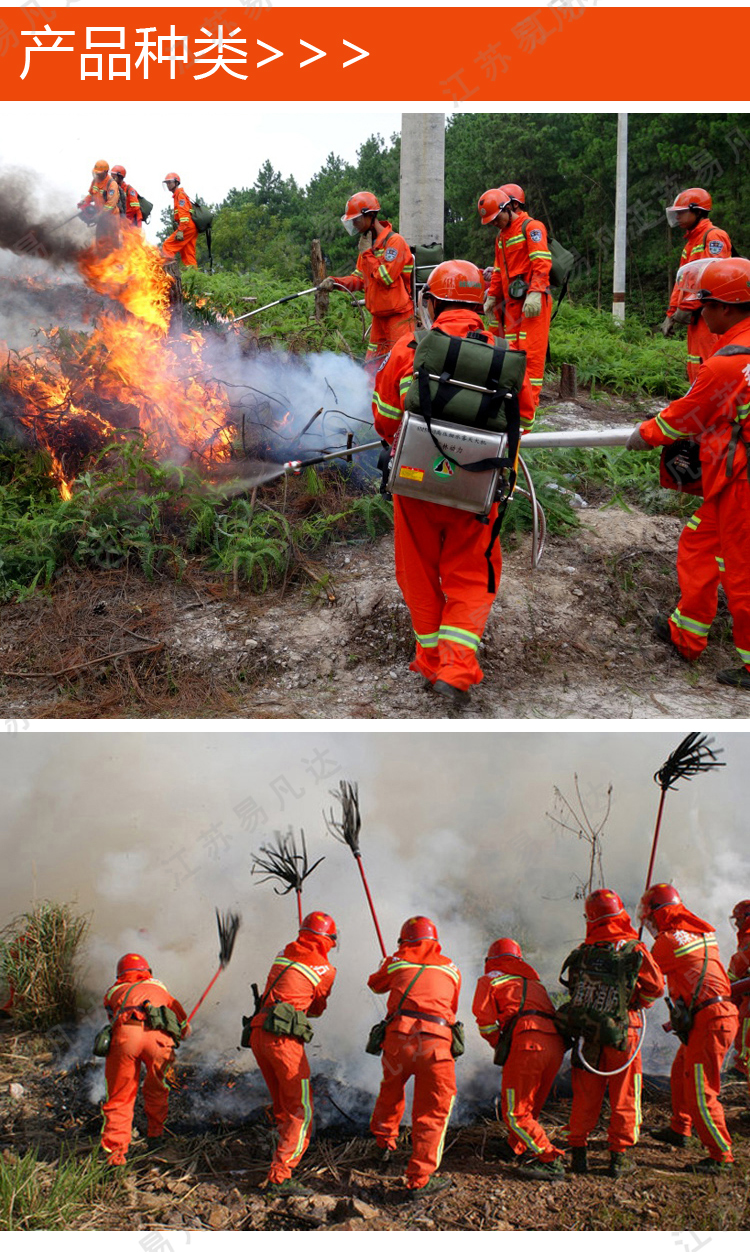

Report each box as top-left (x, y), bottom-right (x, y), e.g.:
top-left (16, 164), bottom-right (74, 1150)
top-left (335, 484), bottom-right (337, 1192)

top-left (386, 965), bottom-right (427, 1022)
top-left (714, 344), bottom-right (750, 356)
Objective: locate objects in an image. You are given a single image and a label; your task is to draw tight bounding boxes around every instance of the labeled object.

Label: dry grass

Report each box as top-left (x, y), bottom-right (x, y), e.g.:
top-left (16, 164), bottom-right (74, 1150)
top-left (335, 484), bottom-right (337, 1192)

top-left (0, 902), bottom-right (89, 1030)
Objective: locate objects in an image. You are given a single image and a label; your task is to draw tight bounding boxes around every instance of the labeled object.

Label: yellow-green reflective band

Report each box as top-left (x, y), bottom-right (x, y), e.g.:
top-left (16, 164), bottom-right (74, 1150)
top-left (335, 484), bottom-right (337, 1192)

top-left (529, 378), bottom-right (544, 386)
top-left (378, 266), bottom-right (394, 285)
top-left (435, 1095), bottom-right (456, 1168)
top-left (528, 251), bottom-right (552, 261)
top-left (415, 630), bottom-right (440, 648)
top-left (693, 1063), bottom-right (731, 1153)
top-left (373, 393), bottom-right (402, 420)
top-left (506, 234), bottom-right (524, 245)
top-left (505, 1088), bottom-right (542, 1154)
top-left (479, 1022), bottom-right (498, 1036)
top-left (656, 413), bottom-right (691, 440)
top-left (674, 935), bottom-right (717, 957)
top-left (736, 647), bottom-right (750, 664)
top-left (687, 354), bottom-right (702, 363)
top-left (670, 610), bottom-right (711, 637)
top-left (290, 1078), bottom-right (312, 1162)
top-left (439, 626), bottom-right (481, 651)
top-left (716, 557), bottom-right (726, 571)
top-left (633, 1073), bottom-right (642, 1144)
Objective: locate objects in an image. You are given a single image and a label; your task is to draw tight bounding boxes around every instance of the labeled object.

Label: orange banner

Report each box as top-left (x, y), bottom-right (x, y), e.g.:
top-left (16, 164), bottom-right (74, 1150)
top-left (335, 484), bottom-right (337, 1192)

top-left (0, 6), bottom-right (746, 102)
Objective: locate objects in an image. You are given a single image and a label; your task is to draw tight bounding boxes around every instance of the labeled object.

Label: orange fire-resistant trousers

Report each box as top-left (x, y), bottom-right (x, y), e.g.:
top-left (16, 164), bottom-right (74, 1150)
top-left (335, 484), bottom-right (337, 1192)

top-left (568, 1029), bottom-right (643, 1152)
top-left (365, 309), bottom-right (416, 378)
top-left (251, 1028), bottom-right (313, 1183)
top-left (500, 294), bottom-right (552, 411)
top-left (394, 495), bottom-right (502, 692)
top-left (162, 223), bottom-right (198, 268)
top-left (669, 480), bottom-right (750, 671)
top-left (502, 1032), bottom-right (565, 1161)
top-left (668, 1004), bottom-right (738, 1161)
top-left (101, 1025), bottom-right (174, 1164)
top-left (370, 1030), bottom-right (456, 1189)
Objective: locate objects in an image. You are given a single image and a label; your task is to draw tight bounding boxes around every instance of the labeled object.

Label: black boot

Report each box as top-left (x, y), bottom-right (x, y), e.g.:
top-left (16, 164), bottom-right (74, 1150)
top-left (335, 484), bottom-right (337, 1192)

top-left (649, 1125), bottom-right (690, 1148)
top-left (608, 1151), bottom-right (636, 1178)
top-left (570, 1147), bottom-right (588, 1174)
top-left (433, 679), bottom-right (471, 708)
top-left (716, 666), bottom-right (750, 691)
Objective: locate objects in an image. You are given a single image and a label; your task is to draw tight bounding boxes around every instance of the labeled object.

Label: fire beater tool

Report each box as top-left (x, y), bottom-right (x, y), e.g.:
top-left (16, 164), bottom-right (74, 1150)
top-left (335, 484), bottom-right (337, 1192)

top-left (186, 909), bottom-right (241, 1025)
top-left (251, 828), bottom-right (324, 925)
top-left (230, 282), bottom-right (357, 325)
top-left (324, 780), bottom-right (386, 958)
top-left (638, 732), bottom-right (725, 939)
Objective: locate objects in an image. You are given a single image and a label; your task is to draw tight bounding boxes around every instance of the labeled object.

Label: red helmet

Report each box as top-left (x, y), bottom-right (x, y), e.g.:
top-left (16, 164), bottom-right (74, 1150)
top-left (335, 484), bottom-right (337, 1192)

top-left (499, 182), bottom-right (525, 207)
top-left (731, 900), bottom-right (750, 929)
top-left (638, 883), bottom-right (682, 924)
top-left (342, 191), bottom-right (380, 221)
top-left (116, 953), bottom-right (151, 979)
top-left (477, 188), bottom-right (506, 225)
top-left (111, 165), bottom-right (126, 178)
top-left (697, 257), bottom-right (750, 306)
top-left (423, 259), bottom-right (484, 306)
top-left (486, 938), bottom-right (522, 962)
top-left (666, 187), bottom-right (711, 227)
top-left (163, 172), bottom-right (180, 185)
top-left (399, 916), bottom-right (438, 944)
top-left (300, 912), bottom-right (337, 946)
top-left (585, 889), bottom-right (625, 923)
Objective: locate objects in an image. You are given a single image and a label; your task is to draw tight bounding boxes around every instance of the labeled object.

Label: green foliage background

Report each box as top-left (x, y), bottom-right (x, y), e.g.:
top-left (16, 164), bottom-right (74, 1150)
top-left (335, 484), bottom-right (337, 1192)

top-left (162, 113), bottom-right (748, 323)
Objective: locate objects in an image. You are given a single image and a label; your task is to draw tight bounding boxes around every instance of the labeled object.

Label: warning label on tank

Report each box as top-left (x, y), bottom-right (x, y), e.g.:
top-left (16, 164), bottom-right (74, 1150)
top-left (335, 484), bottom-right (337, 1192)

top-left (433, 458), bottom-right (455, 477)
top-left (399, 466), bottom-right (425, 481)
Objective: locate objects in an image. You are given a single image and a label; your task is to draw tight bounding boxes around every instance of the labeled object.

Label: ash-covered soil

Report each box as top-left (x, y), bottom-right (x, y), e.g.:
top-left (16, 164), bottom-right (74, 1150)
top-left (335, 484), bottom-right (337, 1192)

top-left (1, 393), bottom-right (748, 721)
top-left (1, 1024), bottom-right (748, 1231)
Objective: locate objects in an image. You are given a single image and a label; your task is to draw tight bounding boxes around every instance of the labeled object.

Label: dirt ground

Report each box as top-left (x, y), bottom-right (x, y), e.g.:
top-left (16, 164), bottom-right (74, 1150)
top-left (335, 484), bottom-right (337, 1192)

top-left (2, 394), bottom-right (748, 721)
top-left (1, 1023), bottom-right (748, 1231)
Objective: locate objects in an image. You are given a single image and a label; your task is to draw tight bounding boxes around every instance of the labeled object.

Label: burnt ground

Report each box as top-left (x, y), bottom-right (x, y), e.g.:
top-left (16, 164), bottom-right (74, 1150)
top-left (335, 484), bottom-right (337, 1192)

top-left (1, 389), bottom-right (749, 721)
top-left (1, 1023), bottom-right (749, 1231)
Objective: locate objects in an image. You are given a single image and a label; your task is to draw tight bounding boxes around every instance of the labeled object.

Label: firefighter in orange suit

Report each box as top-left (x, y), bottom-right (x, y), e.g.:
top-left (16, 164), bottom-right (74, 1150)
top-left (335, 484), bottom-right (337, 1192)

top-left (728, 899), bottom-right (750, 1079)
top-left (372, 259), bottom-right (534, 707)
top-left (368, 916), bottom-right (460, 1195)
top-left (161, 172), bottom-right (197, 268)
top-left (111, 165), bottom-right (143, 229)
top-left (627, 257), bottom-right (750, 690)
top-left (564, 890), bottom-right (664, 1178)
top-left (317, 192), bottom-right (414, 374)
top-left (78, 160), bottom-right (121, 243)
top-left (101, 953), bottom-right (189, 1166)
top-left (472, 938), bottom-right (565, 1180)
top-left (662, 189), bottom-right (732, 383)
top-left (479, 183), bottom-right (552, 414)
top-left (639, 884), bottom-right (738, 1174)
top-left (250, 912), bottom-right (337, 1196)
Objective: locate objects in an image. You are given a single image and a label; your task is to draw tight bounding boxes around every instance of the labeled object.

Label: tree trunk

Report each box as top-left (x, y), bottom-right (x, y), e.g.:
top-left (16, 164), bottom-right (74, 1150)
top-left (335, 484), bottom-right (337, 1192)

top-left (559, 363), bottom-right (577, 401)
top-left (311, 239), bottom-right (328, 322)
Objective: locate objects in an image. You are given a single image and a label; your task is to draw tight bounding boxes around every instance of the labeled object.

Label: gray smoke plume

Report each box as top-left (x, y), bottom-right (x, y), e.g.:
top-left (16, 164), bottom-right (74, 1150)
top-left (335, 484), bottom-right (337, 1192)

top-left (0, 166), bottom-right (89, 266)
top-left (1, 732), bottom-right (747, 1123)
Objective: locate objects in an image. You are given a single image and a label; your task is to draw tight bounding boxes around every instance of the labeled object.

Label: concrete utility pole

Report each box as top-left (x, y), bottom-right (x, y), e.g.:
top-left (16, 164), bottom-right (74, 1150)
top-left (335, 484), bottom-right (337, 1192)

top-left (612, 112), bottom-right (628, 323)
top-left (399, 113), bottom-right (445, 261)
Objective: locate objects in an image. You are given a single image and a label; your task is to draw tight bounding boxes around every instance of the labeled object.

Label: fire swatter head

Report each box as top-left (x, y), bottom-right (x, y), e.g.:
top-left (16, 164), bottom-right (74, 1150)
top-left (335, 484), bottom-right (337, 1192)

top-left (251, 829), bottom-right (324, 896)
top-left (654, 732), bottom-right (724, 793)
top-left (324, 781), bottom-right (362, 856)
top-left (215, 909), bottom-right (241, 967)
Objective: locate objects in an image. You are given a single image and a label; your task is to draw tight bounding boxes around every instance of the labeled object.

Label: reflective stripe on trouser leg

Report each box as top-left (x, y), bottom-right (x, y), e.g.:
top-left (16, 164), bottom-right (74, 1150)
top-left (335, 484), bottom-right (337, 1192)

top-left (670, 501), bottom-right (720, 659)
top-left (693, 1063), bottom-right (732, 1156)
top-left (715, 478), bottom-right (750, 671)
top-left (504, 1087), bottom-right (543, 1155)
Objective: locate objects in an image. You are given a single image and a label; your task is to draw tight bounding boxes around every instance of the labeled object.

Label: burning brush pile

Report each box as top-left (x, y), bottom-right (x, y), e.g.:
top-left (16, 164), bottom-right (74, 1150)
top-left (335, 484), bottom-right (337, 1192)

top-left (0, 231), bottom-right (235, 498)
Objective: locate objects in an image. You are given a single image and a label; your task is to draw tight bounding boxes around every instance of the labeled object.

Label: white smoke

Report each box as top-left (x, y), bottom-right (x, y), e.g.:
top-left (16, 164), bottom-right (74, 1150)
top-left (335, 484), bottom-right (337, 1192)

top-left (1, 732), bottom-right (747, 1122)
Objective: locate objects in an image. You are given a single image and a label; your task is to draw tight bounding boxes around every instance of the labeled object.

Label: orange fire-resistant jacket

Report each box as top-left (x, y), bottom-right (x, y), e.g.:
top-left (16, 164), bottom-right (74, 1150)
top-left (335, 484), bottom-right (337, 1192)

top-left (667, 218), bottom-right (733, 318)
top-left (651, 927), bottom-right (732, 1006)
top-left (638, 315), bottom-right (750, 502)
top-left (372, 307), bottom-right (535, 442)
top-left (333, 219), bottom-right (414, 318)
top-left (487, 210), bottom-right (552, 304)
top-left (172, 186), bottom-right (197, 235)
top-left (472, 956), bottom-right (560, 1047)
top-left (81, 175), bottom-right (121, 218)
top-left (104, 973), bottom-right (189, 1033)
top-left (250, 934), bottom-right (336, 1025)
top-left (121, 182), bottom-right (143, 226)
top-left (368, 939), bottom-right (460, 1047)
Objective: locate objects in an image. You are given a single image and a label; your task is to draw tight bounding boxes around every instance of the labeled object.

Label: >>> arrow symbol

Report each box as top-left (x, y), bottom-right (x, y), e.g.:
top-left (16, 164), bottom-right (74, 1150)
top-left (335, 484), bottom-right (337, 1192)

top-left (342, 40), bottom-right (369, 68)
top-left (257, 40), bottom-right (283, 67)
top-left (300, 40), bottom-right (326, 68)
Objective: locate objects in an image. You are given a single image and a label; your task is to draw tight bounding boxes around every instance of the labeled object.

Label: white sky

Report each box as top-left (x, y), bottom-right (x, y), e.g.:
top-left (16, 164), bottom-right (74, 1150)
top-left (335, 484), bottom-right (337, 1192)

top-left (0, 103), bottom-right (404, 241)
